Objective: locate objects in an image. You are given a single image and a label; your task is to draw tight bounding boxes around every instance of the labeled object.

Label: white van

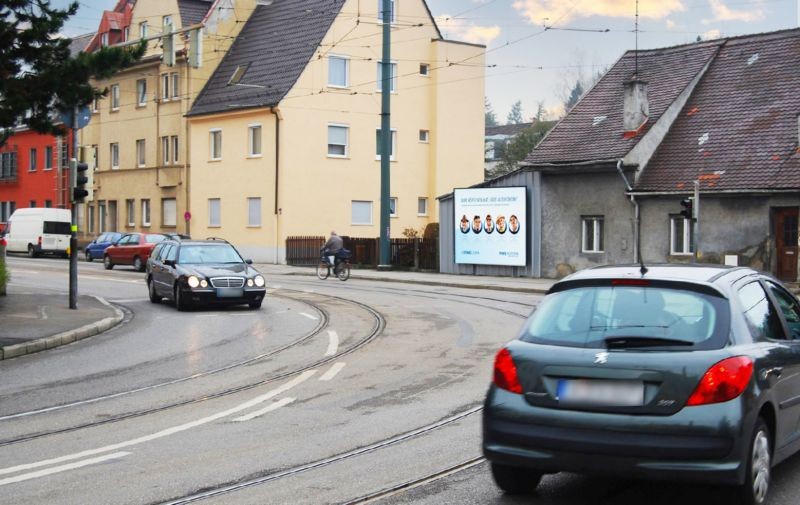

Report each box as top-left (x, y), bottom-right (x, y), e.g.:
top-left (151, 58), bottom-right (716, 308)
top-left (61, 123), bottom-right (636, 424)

top-left (4, 208), bottom-right (72, 257)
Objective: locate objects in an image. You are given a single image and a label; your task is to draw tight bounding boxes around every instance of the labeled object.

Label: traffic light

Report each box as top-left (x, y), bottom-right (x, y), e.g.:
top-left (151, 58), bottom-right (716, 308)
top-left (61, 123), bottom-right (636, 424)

top-left (679, 198), bottom-right (694, 220)
top-left (71, 147), bottom-right (93, 203)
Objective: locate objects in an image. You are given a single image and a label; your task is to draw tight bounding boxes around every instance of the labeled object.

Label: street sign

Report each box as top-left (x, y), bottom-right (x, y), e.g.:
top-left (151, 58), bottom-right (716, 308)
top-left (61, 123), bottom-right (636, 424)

top-left (184, 211), bottom-right (192, 222)
top-left (59, 106), bottom-right (92, 130)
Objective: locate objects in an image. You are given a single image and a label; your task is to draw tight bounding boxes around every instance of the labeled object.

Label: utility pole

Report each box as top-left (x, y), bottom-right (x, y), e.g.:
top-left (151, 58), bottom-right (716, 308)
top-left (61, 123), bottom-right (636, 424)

top-left (693, 180), bottom-right (700, 263)
top-left (377, 0), bottom-right (392, 269)
top-left (69, 106), bottom-right (78, 309)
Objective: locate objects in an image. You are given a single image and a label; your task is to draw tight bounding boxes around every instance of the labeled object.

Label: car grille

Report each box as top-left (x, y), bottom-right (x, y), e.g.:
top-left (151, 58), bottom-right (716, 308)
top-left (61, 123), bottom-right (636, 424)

top-left (209, 277), bottom-right (245, 288)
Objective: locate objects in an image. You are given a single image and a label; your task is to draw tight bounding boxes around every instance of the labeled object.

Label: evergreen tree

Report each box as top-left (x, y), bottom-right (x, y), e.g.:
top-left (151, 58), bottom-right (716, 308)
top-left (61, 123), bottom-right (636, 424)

top-left (506, 100), bottom-right (524, 124)
top-left (0, 0), bottom-right (146, 146)
top-left (484, 97), bottom-right (498, 127)
top-left (486, 121), bottom-right (557, 180)
top-left (564, 81), bottom-right (585, 112)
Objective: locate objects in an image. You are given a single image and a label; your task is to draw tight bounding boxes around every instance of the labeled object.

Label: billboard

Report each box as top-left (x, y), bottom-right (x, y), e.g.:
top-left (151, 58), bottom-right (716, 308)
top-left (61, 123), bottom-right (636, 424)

top-left (454, 187), bottom-right (527, 266)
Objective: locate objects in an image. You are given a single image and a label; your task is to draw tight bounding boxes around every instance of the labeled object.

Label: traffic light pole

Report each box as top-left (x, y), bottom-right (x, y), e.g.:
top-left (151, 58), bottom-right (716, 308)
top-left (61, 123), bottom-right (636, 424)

top-left (377, 0), bottom-right (391, 270)
top-left (69, 106), bottom-right (78, 309)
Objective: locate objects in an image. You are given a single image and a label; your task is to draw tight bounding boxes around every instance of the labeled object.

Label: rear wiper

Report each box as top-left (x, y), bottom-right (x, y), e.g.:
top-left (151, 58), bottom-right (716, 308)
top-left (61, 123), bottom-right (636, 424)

top-left (604, 336), bottom-right (695, 349)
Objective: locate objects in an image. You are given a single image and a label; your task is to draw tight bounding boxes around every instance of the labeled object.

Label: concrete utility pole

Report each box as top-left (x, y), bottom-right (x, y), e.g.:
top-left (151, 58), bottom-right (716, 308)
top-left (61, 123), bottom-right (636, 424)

top-left (377, 0), bottom-right (392, 269)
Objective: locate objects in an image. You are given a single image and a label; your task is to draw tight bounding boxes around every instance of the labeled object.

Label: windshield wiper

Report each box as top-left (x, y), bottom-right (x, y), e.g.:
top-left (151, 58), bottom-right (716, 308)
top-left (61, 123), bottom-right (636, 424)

top-left (604, 336), bottom-right (695, 349)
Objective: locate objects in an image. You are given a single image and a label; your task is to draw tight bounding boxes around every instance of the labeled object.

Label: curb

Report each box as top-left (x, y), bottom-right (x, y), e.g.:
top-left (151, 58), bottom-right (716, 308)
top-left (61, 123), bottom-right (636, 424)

top-left (0, 296), bottom-right (125, 360)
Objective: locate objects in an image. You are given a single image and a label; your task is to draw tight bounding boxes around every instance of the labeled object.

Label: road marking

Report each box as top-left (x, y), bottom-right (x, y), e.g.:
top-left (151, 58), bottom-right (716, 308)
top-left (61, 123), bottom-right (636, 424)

top-left (325, 330), bottom-right (339, 356)
top-left (11, 268), bottom-right (143, 284)
top-left (0, 452), bottom-right (130, 487)
top-left (109, 298), bottom-right (146, 304)
top-left (38, 305), bottom-right (48, 320)
top-left (319, 362), bottom-right (346, 381)
top-left (299, 312), bottom-right (318, 320)
top-left (0, 370), bottom-right (317, 477)
top-left (233, 397), bottom-right (295, 422)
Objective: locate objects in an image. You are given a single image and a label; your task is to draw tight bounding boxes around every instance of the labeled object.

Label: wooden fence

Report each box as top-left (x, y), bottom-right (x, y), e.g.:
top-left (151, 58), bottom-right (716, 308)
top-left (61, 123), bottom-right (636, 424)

top-left (286, 236), bottom-right (439, 271)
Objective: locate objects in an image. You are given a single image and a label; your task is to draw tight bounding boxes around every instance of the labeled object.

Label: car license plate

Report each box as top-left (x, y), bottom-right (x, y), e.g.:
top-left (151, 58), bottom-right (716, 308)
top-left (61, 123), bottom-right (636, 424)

top-left (216, 287), bottom-right (244, 298)
top-left (557, 379), bottom-right (644, 407)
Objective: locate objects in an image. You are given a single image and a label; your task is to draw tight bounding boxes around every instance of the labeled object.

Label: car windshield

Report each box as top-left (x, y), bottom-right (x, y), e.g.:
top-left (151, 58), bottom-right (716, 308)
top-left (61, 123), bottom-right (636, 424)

top-left (520, 285), bottom-right (730, 349)
top-left (145, 234), bottom-right (167, 244)
top-left (178, 244), bottom-right (243, 264)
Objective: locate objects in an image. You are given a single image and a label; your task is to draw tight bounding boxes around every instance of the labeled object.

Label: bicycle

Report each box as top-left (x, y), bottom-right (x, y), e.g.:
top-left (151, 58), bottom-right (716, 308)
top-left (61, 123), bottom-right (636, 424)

top-left (316, 249), bottom-right (351, 281)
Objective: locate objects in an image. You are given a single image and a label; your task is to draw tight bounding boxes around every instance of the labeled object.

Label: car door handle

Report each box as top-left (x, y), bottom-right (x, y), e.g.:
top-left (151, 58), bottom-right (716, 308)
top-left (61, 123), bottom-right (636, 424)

top-left (762, 367), bottom-right (783, 380)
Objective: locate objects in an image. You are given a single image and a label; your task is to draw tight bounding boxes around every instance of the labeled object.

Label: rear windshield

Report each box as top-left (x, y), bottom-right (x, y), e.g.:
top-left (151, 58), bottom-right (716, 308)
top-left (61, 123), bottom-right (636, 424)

top-left (43, 221), bottom-right (71, 235)
top-left (145, 234), bottom-right (167, 244)
top-left (178, 244), bottom-right (242, 264)
top-left (520, 286), bottom-right (730, 350)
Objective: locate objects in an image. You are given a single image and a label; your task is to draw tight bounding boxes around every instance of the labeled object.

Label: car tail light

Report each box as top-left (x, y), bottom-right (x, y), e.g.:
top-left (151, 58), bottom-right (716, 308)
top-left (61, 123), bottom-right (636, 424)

top-left (612, 279), bottom-right (650, 286)
top-left (686, 356), bottom-right (753, 406)
top-left (493, 348), bottom-right (522, 394)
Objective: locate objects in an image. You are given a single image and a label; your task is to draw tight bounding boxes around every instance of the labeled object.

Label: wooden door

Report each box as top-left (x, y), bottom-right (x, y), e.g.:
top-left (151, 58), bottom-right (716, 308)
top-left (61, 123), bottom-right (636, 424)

top-left (775, 208), bottom-right (799, 281)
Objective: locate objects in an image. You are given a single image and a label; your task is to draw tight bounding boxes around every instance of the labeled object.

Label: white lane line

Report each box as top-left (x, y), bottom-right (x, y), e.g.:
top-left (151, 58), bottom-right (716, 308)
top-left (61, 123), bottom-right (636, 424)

top-left (319, 362), bottom-right (346, 382)
top-left (109, 298), bottom-right (146, 304)
top-left (233, 397), bottom-right (295, 422)
top-left (299, 312), bottom-right (318, 320)
top-left (38, 306), bottom-right (48, 320)
top-left (325, 330), bottom-right (339, 356)
top-left (0, 452), bottom-right (130, 487)
top-left (10, 269), bottom-right (143, 284)
top-left (0, 371), bottom-right (317, 477)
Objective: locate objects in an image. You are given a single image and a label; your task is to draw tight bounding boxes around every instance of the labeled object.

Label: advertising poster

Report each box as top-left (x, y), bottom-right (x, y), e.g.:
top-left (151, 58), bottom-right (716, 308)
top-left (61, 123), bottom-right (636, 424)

top-left (454, 187), bottom-right (527, 266)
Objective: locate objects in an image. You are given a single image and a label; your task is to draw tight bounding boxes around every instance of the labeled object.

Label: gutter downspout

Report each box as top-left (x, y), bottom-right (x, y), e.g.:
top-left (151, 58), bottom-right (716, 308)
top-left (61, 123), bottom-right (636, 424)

top-left (616, 159), bottom-right (639, 264)
top-left (270, 107), bottom-right (280, 265)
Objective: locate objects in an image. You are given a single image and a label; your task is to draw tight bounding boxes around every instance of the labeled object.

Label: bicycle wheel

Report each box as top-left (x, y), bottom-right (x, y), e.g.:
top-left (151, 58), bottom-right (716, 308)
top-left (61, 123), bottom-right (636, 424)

top-left (316, 262), bottom-right (330, 280)
top-left (336, 262), bottom-right (350, 281)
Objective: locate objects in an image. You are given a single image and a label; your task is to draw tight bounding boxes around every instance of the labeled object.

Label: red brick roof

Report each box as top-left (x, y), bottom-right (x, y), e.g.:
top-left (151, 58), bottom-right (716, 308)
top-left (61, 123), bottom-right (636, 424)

top-left (636, 29), bottom-right (800, 192)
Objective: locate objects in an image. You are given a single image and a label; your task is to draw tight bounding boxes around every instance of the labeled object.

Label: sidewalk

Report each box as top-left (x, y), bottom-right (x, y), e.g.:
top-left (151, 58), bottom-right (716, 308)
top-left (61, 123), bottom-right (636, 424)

top-left (0, 288), bottom-right (124, 360)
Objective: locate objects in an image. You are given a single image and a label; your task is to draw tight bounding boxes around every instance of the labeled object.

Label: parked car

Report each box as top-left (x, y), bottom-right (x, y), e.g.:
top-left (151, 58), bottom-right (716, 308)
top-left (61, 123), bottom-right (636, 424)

top-left (483, 264), bottom-right (800, 505)
top-left (3, 208), bottom-right (71, 258)
top-left (103, 233), bottom-right (168, 271)
top-left (146, 238), bottom-right (266, 310)
top-left (84, 232), bottom-right (123, 262)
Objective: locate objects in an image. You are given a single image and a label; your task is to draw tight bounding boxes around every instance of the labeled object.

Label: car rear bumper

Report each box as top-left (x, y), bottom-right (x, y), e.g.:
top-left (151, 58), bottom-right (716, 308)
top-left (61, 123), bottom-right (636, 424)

top-left (184, 287), bottom-right (266, 305)
top-left (483, 387), bottom-right (752, 485)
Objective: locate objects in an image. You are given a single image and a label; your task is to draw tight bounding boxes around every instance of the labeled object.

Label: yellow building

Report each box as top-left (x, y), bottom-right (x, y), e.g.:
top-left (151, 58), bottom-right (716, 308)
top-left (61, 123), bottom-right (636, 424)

top-left (78, 0), bottom-right (256, 239)
top-left (187, 0), bottom-right (485, 262)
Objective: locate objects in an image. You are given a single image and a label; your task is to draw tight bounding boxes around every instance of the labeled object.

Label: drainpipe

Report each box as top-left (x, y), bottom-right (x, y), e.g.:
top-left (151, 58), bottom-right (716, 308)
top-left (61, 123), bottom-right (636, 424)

top-left (270, 107), bottom-right (280, 264)
top-left (616, 159), bottom-right (639, 264)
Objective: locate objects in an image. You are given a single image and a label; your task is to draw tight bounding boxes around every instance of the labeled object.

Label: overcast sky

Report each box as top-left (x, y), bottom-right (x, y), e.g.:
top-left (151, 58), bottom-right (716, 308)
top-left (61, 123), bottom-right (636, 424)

top-left (58, 0), bottom-right (798, 123)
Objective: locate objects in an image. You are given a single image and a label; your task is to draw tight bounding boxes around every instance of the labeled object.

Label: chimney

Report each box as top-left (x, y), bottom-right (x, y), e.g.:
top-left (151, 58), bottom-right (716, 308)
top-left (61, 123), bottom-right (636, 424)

top-left (623, 78), bottom-right (649, 133)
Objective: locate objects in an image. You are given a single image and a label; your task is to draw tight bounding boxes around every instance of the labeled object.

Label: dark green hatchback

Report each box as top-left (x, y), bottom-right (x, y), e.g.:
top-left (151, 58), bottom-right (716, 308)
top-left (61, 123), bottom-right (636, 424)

top-left (483, 265), bottom-right (800, 505)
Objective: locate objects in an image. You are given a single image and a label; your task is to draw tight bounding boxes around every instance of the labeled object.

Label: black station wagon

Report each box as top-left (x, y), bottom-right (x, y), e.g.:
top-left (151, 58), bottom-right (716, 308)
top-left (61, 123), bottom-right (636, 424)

top-left (483, 264), bottom-right (800, 505)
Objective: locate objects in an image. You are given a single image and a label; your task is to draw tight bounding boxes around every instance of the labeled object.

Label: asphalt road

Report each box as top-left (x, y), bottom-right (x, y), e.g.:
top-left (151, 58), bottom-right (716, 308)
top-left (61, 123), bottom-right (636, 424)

top-left (2, 256), bottom-right (800, 505)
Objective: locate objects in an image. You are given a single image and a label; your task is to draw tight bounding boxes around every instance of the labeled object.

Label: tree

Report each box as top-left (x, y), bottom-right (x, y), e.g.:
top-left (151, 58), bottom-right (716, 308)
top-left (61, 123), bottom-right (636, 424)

top-left (485, 97), bottom-right (498, 127)
top-left (0, 0), bottom-right (146, 146)
top-left (564, 81), bottom-right (585, 112)
top-left (506, 100), bottom-right (524, 125)
top-left (486, 121), bottom-right (557, 180)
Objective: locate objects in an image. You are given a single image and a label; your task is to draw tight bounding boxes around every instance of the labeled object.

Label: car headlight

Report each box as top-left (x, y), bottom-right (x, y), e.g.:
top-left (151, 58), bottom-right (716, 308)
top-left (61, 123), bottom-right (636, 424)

top-left (247, 278), bottom-right (254, 287)
top-left (254, 275), bottom-right (265, 287)
top-left (200, 279), bottom-right (208, 288)
top-left (187, 275), bottom-right (200, 288)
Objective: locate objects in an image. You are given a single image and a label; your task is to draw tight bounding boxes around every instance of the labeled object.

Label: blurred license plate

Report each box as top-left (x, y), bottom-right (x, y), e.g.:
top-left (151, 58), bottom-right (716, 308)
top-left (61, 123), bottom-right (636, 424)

top-left (216, 287), bottom-right (243, 298)
top-left (557, 379), bottom-right (643, 406)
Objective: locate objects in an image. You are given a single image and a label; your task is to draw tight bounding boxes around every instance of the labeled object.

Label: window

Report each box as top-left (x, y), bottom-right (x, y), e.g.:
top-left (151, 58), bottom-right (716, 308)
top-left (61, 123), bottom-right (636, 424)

top-left (376, 62), bottom-right (398, 92)
top-left (377, 0), bottom-right (396, 22)
top-left (161, 74), bottom-right (170, 100)
top-left (351, 200), bottom-right (372, 225)
top-left (328, 56), bottom-right (349, 88)
top-left (163, 15), bottom-right (173, 26)
top-left (110, 84), bottom-right (120, 110)
top-left (123, 26), bottom-right (129, 42)
top-left (417, 197), bottom-right (428, 216)
top-left (171, 136), bottom-right (179, 164)
top-left (45, 146), bottom-right (53, 170)
top-left (110, 143), bottom-right (119, 169)
top-left (126, 199), bottom-right (135, 226)
top-left (210, 129), bottom-right (222, 160)
top-left (101, 32), bottom-right (109, 47)
top-left (136, 79), bottom-right (147, 106)
top-left (136, 139), bottom-right (146, 167)
top-left (389, 197), bottom-right (397, 217)
top-left (98, 201), bottom-right (106, 232)
top-left (248, 124), bottom-right (262, 156)
top-left (0, 152), bottom-right (17, 179)
top-left (29, 200), bottom-right (36, 208)
top-left (88, 205), bottom-right (95, 233)
top-left (208, 198), bottom-right (221, 227)
top-left (327, 124), bottom-right (348, 157)
top-left (738, 281), bottom-right (784, 341)
top-left (171, 73), bottom-right (179, 99)
top-left (419, 129), bottom-right (429, 143)
top-left (45, 200), bottom-right (52, 208)
top-left (161, 136), bottom-right (170, 165)
top-left (29, 148), bottom-right (37, 171)
top-left (247, 197), bottom-right (261, 227)
top-left (419, 63), bottom-right (430, 76)
top-left (581, 216), bottom-right (604, 253)
top-left (141, 199), bottom-right (151, 226)
top-left (162, 198), bottom-right (176, 227)
top-left (375, 129), bottom-right (397, 160)
top-left (139, 21), bottom-right (148, 38)
top-left (766, 281), bottom-right (800, 340)
top-left (670, 216), bottom-right (694, 255)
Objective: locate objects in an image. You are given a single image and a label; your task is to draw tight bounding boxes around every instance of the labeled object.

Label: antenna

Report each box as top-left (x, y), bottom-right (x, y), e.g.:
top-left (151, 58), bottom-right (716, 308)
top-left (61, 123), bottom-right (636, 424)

top-left (635, 0), bottom-right (639, 78)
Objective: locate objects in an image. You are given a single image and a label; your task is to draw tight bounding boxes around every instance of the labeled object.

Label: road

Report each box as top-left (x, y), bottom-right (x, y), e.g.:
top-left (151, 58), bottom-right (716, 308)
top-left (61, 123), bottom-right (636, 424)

top-left (1, 256), bottom-right (800, 505)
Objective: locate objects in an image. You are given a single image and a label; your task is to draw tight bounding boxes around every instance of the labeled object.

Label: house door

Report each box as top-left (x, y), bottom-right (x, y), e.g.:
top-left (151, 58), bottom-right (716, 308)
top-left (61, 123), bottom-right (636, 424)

top-left (108, 201), bottom-right (117, 232)
top-left (775, 207), bottom-right (799, 281)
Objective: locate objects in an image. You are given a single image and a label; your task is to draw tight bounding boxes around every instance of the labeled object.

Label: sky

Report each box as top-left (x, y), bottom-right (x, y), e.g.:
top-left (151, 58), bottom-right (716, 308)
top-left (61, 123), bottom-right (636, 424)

top-left (57, 0), bottom-right (798, 123)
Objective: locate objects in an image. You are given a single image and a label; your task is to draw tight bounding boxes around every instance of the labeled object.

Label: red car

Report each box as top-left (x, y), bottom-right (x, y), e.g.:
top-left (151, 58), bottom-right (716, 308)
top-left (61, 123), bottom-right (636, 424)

top-left (103, 233), bottom-right (168, 271)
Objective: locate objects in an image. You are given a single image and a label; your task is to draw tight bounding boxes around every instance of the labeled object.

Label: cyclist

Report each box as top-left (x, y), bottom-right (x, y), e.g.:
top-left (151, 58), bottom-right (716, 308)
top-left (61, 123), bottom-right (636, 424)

top-left (321, 231), bottom-right (343, 270)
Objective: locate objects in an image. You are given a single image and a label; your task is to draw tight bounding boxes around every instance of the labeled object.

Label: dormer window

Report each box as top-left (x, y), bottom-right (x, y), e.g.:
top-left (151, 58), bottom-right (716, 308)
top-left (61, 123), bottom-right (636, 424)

top-left (101, 32), bottom-right (108, 47)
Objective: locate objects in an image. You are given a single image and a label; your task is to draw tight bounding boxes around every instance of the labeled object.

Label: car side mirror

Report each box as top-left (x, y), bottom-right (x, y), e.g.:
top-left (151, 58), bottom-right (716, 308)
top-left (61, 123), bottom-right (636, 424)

top-left (245, 259), bottom-right (253, 265)
top-left (163, 259), bottom-right (175, 267)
